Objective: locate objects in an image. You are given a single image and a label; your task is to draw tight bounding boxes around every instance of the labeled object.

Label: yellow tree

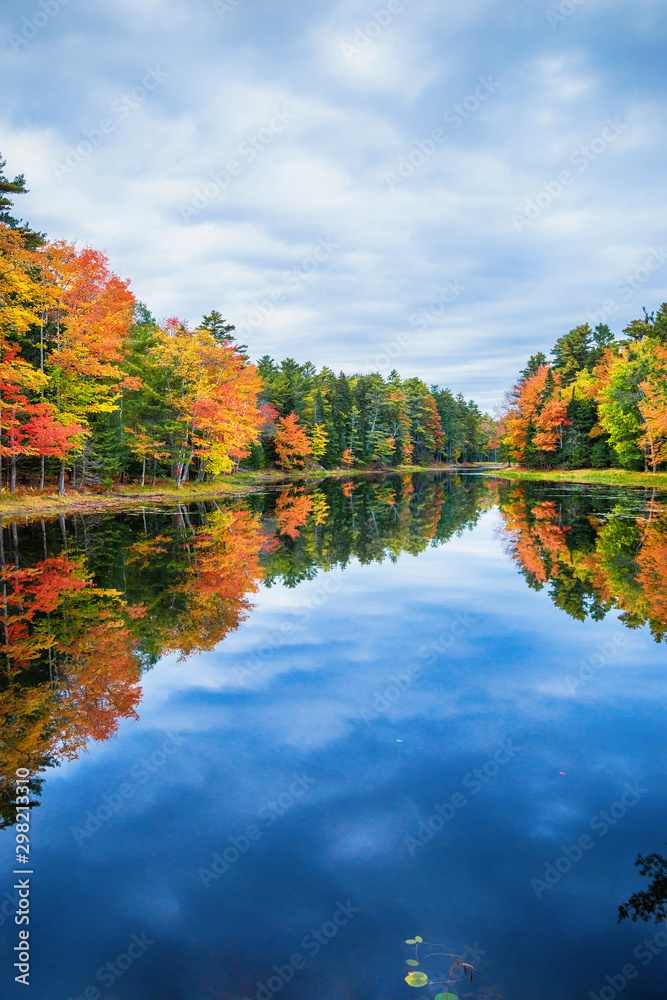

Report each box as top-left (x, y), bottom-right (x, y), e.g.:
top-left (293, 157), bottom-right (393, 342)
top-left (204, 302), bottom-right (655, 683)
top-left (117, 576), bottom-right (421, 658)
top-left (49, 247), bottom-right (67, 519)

top-left (125, 424), bottom-right (169, 486)
top-left (310, 422), bottom-right (329, 461)
top-left (147, 319), bottom-right (265, 484)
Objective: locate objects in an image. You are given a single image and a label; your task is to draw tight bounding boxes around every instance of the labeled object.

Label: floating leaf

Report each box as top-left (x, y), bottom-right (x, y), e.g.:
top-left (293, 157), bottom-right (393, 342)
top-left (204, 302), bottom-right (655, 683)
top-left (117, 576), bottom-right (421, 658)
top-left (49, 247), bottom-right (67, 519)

top-left (405, 938), bottom-right (416, 944)
top-left (406, 959), bottom-right (420, 966)
top-left (434, 994), bottom-right (459, 1000)
top-left (414, 935), bottom-right (423, 943)
top-left (405, 972), bottom-right (428, 987)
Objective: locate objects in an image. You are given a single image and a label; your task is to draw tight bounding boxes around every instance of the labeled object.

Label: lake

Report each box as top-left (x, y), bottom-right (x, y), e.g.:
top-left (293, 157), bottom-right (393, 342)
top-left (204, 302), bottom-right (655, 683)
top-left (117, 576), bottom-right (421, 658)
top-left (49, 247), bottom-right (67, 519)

top-left (1, 473), bottom-right (666, 1000)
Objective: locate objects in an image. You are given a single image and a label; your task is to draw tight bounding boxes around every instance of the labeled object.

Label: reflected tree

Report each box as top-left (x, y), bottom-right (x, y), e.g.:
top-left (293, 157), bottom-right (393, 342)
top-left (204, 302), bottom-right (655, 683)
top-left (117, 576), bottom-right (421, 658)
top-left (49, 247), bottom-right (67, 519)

top-left (619, 845), bottom-right (667, 923)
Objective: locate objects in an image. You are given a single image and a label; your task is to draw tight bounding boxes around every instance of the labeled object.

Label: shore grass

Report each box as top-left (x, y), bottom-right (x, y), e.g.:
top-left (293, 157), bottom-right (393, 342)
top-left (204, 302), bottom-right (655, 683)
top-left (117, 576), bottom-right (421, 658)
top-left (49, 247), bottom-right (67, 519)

top-left (0, 463), bottom-right (493, 520)
top-left (489, 467), bottom-right (667, 490)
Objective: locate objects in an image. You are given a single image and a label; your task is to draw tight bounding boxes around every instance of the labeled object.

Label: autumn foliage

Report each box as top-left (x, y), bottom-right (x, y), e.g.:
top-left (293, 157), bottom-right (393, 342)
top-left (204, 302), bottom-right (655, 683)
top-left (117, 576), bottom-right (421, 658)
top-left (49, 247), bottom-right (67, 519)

top-left (1, 223), bottom-right (268, 494)
top-left (500, 309), bottom-right (667, 471)
top-left (274, 411), bottom-right (313, 469)
top-left (497, 486), bottom-right (667, 639)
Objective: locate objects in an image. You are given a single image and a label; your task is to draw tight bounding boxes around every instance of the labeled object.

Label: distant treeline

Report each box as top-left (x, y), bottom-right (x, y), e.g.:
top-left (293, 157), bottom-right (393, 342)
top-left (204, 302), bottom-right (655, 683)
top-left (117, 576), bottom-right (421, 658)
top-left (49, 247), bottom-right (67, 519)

top-left (0, 152), bottom-right (497, 494)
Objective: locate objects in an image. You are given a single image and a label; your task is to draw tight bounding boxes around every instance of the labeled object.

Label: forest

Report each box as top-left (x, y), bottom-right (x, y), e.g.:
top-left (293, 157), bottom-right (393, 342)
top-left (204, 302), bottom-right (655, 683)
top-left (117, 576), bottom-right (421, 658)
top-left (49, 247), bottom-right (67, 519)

top-left (3, 150), bottom-right (667, 496)
top-left (0, 154), bottom-right (495, 496)
top-left (499, 306), bottom-right (667, 472)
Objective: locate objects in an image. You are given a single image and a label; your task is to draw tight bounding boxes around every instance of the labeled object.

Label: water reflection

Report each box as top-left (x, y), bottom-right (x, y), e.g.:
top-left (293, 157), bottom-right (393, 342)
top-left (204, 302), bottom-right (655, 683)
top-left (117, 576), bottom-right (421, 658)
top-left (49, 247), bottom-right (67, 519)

top-left (496, 483), bottom-right (667, 640)
top-left (2, 474), bottom-right (667, 812)
top-left (0, 473), bottom-right (666, 999)
top-left (0, 474), bottom-right (488, 802)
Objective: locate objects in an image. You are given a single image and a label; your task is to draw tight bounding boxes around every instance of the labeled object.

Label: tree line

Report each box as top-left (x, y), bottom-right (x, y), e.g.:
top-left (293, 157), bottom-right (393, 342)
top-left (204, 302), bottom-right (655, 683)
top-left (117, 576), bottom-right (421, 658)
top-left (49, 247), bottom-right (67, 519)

top-left (499, 307), bottom-right (667, 471)
top-left (0, 153), bottom-right (496, 495)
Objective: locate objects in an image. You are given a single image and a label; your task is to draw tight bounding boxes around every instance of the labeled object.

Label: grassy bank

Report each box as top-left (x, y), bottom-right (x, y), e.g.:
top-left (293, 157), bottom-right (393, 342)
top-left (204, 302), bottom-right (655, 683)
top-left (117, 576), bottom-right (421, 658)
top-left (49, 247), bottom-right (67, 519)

top-left (0, 463), bottom-right (490, 520)
top-left (490, 467), bottom-right (667, 490)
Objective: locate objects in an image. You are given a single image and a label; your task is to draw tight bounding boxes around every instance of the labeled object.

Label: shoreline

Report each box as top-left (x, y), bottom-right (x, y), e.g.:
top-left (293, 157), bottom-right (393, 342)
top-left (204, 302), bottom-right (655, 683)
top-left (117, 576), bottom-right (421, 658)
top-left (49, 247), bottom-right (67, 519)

top-left (488, 467), bottom-right (667, 490)
top-left (0, 464), bottom-right (501, 521)
top-left (4, 464), bottom-right (667, 520)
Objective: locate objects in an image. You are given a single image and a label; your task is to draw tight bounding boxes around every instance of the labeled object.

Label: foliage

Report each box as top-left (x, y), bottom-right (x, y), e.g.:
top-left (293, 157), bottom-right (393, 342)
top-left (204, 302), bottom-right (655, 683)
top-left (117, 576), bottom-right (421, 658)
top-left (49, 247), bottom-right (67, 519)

top-left (619, 844), bottom-right (667, 924)
top-left (274, 411), bottom-right (313, 469)
top-left (0, 154), bottom-right (501, 493)
top-left (500, 305), bottom-right (667, 472)
top-left (496, 487), bottom-right (667, 640)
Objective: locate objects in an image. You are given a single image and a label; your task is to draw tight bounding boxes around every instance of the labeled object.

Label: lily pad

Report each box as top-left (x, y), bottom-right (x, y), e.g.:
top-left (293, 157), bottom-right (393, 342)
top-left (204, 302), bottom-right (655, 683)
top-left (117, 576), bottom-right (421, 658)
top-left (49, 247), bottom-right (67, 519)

top-left (414, 935), bottom-right (423, 943)
top-left (405, 971), bottom-right (428, 987)
top-left (406, 959), bottom-right (420, 966)
top-left (434, 993), bottom-right (459, 1000)
top-left (405, 938), bottom-right (416, 944)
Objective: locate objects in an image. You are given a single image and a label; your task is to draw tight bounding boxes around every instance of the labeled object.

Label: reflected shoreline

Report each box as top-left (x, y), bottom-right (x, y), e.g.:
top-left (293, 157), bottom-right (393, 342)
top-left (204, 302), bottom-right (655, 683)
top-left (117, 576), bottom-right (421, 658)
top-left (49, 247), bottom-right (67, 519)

top-left (2, 471), bottom-right (666, 822)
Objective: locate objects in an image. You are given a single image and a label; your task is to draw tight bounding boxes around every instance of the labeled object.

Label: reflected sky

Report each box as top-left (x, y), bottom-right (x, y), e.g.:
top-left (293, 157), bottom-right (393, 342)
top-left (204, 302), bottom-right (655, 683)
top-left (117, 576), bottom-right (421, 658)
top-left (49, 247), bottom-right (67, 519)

top-left (1, 475), bottom-right (666, 1000)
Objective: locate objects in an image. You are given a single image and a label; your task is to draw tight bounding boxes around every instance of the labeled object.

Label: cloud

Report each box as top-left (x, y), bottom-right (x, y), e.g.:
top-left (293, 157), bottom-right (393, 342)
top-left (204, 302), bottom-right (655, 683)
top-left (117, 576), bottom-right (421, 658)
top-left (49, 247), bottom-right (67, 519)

top-left (2, 0), bottom-right (666, 406)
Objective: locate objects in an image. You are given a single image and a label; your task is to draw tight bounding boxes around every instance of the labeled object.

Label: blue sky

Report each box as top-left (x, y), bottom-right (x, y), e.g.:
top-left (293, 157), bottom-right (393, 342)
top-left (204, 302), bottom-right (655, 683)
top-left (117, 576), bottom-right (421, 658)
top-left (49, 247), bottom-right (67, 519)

top-left (2, 0), bottom-right (666, 408)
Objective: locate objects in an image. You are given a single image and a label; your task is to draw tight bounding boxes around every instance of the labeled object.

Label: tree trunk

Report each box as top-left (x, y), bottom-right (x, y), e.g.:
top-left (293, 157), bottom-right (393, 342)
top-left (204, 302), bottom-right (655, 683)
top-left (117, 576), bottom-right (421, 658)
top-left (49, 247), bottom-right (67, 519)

top-left (40, 455), bottom-right (45, 490)
top-left (141, 458), bottom-right (146, 488)
top-left (10, 455), bottom-right (16, 495)
top-left (58, 458), bottom-right (66, 496)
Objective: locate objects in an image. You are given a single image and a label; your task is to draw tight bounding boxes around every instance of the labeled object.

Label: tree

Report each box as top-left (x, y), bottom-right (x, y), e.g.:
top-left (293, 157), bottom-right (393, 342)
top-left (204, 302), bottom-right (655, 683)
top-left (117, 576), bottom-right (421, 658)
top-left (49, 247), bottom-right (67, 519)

top-left (533, 393), bottom-right (570, 455)
top-left (637, 371), bottom-right (667, 473)
top-left (274, 411), bottom-right (312, 469)
top-left (551, 324), bottom-right (593, 385)
top-left (40, 242), bottom-right (139, 491)
top-left (310, 422), bottom-right (329, 461)
top-left (519, 352), bottom-right (548, 381)
top-left (200, 309), bottom-right (248, 356)
top-left (145, 319), bottom-right (265, 484)
top-left (594, 339), bottom-right (667, 471)
top-left (619, 845), bottom-right (667, 924)
top-left (125, 424), bottom-right (169, 486)
top-left (0, 153), bottom-right (43, 248)
top-left (502, 366), bottom-right (550, 464)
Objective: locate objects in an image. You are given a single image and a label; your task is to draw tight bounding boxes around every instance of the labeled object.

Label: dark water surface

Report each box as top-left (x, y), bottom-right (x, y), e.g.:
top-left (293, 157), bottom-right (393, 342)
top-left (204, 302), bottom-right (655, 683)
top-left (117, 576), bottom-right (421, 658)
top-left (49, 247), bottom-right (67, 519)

top-left (1, 473), bottom-right (666, 1000)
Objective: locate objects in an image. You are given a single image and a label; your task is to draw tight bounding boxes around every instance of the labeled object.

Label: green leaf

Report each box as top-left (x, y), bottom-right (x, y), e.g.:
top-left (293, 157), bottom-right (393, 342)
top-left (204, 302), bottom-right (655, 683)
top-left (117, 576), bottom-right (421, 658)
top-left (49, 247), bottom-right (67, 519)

top-left (405, 959), bottom-right (420, 966)
top-left (405, 972), bottom-right (428, 987)
top-left (414, 935), bottom-right (423, 943)
top-left (434, 994), bottom-right (459, 1000)
top-left (405, 938), bottom-right (416, 944)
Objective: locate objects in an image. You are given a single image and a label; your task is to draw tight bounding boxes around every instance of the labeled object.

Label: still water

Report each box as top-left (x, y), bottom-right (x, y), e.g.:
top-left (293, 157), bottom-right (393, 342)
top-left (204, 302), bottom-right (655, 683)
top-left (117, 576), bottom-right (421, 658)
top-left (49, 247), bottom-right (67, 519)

top-left (1, 473), bottom-right (666, 1000)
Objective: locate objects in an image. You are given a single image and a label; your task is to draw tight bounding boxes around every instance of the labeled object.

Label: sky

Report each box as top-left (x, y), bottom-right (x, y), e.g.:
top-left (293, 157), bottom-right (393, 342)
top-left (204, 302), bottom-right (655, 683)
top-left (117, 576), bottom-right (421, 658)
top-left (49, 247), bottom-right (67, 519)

top-left (1, 0), bottom-right (666, 409)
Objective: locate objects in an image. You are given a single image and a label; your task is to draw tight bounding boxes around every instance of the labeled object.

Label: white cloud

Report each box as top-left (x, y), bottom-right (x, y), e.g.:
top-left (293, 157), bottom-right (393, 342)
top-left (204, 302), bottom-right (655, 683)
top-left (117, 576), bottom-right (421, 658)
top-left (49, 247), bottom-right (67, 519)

top-left (2, 0), bottom-right (665, 405)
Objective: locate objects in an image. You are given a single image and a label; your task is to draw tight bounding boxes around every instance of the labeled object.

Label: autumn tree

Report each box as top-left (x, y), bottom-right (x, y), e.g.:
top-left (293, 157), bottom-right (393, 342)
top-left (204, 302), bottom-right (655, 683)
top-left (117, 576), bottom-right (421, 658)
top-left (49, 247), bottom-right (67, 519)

top-left (274, 411), bottom-right (313, 469)
top-left (144, 319), bottom-right (265, 485)
top-left (594, 339), bottom-right (667, 471)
